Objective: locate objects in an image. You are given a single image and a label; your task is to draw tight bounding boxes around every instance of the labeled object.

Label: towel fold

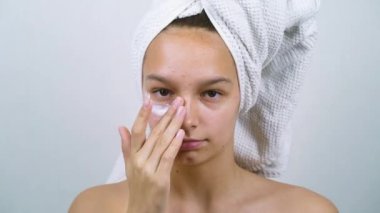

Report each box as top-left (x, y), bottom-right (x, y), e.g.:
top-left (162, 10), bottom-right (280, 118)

top-left (107, 0), bottom-right (320, 183)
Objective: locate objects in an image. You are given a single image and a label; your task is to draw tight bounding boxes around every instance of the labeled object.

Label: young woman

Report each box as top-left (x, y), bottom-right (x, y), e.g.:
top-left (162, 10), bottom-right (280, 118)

top-left (69, 10), bottom-right (338, 213)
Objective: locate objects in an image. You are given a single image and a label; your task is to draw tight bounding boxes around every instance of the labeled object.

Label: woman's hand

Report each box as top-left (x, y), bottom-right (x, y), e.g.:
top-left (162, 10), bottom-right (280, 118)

top-left (118, 96), bottom-right (186, 213)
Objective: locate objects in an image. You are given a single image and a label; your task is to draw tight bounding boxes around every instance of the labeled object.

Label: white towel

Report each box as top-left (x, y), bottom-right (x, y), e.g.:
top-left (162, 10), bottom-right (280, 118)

top-left (107, 0), bottom-right (320, 183)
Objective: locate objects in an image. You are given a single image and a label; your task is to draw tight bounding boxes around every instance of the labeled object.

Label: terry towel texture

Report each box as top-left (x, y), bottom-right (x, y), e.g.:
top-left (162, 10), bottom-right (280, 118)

top-left (107, 0), bottom-right (320, 183)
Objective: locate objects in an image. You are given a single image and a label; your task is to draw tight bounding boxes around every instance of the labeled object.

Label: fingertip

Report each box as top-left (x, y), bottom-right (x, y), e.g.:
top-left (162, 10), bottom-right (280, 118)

top-left (119, 127), bottom-right (131, 157)
top-left (139, 97), bottom-right (152, 120)
top-left (176, 129), bottom-right (185, 140)
top-left (143, 94), bottom-right (152, 109)
top-left (118, 126), bottom-right (131, 141)
top-left (118, 126), bottom-right (123, 133)
top-left (118, 126), bottom-right (125, 138)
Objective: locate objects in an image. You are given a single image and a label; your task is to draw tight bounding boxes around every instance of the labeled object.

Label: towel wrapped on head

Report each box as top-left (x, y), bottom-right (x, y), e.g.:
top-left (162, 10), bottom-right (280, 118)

top-left (107, 0), bottom-right (320, 183)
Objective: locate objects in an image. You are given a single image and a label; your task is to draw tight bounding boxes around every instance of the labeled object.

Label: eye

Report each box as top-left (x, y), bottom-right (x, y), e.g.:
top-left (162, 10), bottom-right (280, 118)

top-left (156, 88), bottom-right (170, 96)
top-left (151, 88), bottom-right (173, 99)
top-left (202, 90), bottom-right (222, 99)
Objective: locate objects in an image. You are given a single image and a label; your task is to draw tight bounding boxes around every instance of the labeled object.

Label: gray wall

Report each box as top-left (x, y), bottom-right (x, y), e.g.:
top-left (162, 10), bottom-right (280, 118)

top-left (0, 0), bottom-right (379, 212)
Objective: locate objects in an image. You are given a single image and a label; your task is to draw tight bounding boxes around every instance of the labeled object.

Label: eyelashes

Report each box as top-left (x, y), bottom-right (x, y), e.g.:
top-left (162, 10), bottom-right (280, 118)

top-left (202, 90), bottom-right (220, 98)
top-left (154, 88), bottom-right (171, 97)
top-left (150, 88), bottom-right (223, 101)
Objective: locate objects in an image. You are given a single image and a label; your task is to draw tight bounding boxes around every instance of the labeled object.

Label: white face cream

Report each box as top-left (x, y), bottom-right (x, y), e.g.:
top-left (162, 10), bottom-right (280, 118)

top-left (144, 92), bottom-right (170, 127)
top-left (152, 103), bottom-right (170, 117)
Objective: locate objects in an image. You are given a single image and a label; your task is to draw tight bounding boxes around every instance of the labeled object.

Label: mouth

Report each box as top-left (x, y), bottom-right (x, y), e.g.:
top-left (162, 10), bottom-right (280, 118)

top-left (183, 138), bottom-right (204, 143)
top-left (180, 138), bottom-right (206, 151)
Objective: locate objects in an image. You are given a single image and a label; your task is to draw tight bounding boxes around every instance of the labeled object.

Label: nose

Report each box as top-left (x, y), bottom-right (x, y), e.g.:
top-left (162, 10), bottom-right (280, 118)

top-left (181, 97), bottom-right (199, 130)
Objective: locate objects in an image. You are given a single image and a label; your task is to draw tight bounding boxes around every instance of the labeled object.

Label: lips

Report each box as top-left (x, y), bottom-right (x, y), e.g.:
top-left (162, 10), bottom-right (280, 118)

top-left (180, 138), bottom-right (205, 151)
top-left (183, 138), bottom-right (203, 143)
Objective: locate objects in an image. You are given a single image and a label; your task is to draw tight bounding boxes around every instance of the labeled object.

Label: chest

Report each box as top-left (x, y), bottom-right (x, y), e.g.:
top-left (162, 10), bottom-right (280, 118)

top-left (167, 199), bottom-right (259, 213)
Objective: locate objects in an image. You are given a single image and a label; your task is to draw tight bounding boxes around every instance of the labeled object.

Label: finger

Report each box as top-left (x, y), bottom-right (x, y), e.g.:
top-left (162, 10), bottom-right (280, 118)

top-left (146, 106), bottom-right (186, 172)
top-left (137, 97), bottom-right (183, 161)
top-left (156, 129), bottom-right (184, 175)
top-left (130, 98), bottom-right (152, 153)
top-left (119, 126), bottom-right (131, 164)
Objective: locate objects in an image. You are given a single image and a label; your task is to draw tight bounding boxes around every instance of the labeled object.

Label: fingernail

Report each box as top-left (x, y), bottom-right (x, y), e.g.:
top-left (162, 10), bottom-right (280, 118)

top-left (172, 97), bottom-right (182, 108)
top-left (176, 129), bottom-right (184, 139)
top-left (118, 126), bottom-right (125, 140)
top-left (144, 93), bottom-right (151, 108)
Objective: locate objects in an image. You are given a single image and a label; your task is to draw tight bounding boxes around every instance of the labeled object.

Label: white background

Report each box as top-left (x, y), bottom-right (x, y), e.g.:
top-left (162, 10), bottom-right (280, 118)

top-left (0, 0), bottom-right (379, 212)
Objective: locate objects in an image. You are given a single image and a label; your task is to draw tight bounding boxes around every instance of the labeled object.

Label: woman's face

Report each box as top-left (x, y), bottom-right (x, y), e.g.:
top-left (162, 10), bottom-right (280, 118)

top-left (142, 27), bottom-right (240, 165)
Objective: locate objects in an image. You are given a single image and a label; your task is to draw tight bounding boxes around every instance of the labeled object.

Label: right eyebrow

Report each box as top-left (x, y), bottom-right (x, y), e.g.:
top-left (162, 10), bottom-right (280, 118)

top-left (145, 74), bottom-right (171, 84)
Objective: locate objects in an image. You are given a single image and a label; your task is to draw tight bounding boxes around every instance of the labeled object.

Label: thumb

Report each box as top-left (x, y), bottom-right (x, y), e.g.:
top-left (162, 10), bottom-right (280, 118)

top-left (118, 126), bottom-right (131, 162)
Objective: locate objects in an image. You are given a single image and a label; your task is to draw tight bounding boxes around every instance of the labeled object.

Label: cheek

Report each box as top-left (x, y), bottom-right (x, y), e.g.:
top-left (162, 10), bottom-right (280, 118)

top-left (205, 95), bottom-right (239, 120)
top-left (201, 99), bottom-right (239, 139)
top-left (203, 107), bottom-right (237, 133)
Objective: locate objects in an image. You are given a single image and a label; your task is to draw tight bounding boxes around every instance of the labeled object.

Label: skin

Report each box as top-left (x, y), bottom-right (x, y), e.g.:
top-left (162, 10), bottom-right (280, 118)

top-left (69, 27), bottom-right (338, 213)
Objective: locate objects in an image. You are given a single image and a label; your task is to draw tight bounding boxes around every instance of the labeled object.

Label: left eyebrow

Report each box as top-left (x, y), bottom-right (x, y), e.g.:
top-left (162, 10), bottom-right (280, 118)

top-left (145, 74), bottom-right (233, 86)
top-left (201, 77), bottom-right (233, 86)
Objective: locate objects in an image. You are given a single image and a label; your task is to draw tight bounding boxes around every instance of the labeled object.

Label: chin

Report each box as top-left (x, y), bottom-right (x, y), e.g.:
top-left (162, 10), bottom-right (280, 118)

top-left (174, 151), bottom-right (207, 166)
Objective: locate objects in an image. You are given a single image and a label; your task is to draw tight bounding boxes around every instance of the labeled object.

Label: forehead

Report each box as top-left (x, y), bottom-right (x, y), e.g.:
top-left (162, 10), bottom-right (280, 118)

top-left (142, 27), bottom-right (238, 82)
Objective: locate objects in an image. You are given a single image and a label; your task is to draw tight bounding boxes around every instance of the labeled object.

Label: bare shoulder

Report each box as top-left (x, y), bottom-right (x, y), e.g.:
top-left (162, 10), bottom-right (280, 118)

top-left (68, 180), bottom-right (129, 213)
top-left (239, 172), bottom-right (338, 213)
top-left (265, 179), bottom-right (339, 213)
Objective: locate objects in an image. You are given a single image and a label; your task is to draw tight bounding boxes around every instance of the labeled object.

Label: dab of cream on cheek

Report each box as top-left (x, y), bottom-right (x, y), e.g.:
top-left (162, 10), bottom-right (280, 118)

top-left (152, 104), bottom-right (169, 117)
top-left (149, 103), bottom-right (170, 126)
top-left (143, 92), bottom-right (170, 126)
